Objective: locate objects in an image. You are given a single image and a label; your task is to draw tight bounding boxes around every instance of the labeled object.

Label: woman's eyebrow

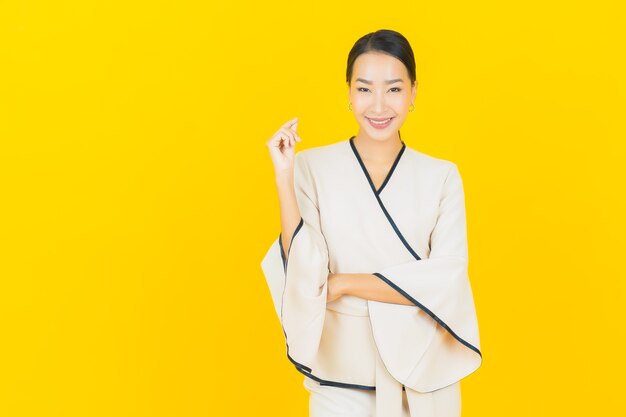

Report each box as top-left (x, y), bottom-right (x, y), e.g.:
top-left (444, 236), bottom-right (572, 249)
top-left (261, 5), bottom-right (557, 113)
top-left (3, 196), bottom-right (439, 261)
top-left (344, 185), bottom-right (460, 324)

top-left (355, 78), bottom-right (404, 84)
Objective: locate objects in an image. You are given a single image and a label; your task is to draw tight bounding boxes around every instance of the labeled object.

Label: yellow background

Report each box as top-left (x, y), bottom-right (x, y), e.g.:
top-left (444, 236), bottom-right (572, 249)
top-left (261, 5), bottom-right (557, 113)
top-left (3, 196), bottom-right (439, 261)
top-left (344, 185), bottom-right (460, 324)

top-left (1, 1), bottom-right (625, 415)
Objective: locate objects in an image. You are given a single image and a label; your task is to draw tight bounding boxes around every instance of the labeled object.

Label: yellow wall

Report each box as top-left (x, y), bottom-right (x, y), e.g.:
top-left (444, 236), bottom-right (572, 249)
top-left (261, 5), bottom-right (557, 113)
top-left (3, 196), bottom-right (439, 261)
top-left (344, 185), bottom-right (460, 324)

top-left (1, 1), bottom-right (624, 415)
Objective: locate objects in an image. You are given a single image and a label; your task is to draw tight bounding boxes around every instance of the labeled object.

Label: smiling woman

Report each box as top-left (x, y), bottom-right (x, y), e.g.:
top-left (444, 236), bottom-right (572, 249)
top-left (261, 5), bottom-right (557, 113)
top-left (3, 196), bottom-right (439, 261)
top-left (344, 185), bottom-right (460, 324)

top-left (347, 31), bottom-right (416, 147)
top-left (262, 28), bottom-right (482, 417)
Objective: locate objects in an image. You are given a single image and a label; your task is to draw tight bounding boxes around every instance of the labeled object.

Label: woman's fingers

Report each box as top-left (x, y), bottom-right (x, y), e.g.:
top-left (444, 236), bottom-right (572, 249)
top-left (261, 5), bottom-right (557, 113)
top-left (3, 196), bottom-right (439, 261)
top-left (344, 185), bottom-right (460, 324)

top-left (283, 119), bottom-right (301, 143)
top-left (265, 117), bottom-right (302, 175)
top-left (282, 116), bottom-right (298, 130)
top-left (289, 118), bottom-right (299, 137)
top-left (279, 127), bottom-right (297, 148)
top-left (282, 117), bottom-right (300, 144)
top-left (267, 117), bottom-right (300, 148)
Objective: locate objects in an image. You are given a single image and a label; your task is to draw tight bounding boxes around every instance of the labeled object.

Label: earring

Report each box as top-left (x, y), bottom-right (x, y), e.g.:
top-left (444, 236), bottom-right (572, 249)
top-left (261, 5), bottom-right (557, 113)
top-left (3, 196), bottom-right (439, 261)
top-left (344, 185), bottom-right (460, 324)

top-left (348, 102), bottom-right (353, 111)
top-left (409, 103), bottom-right (415, 112)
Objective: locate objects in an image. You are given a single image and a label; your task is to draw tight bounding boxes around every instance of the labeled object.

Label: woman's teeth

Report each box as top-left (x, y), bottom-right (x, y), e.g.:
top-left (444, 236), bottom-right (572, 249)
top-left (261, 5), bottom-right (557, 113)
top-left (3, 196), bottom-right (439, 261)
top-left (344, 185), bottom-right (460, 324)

top-left (368, 117), bottom-right (393, 128)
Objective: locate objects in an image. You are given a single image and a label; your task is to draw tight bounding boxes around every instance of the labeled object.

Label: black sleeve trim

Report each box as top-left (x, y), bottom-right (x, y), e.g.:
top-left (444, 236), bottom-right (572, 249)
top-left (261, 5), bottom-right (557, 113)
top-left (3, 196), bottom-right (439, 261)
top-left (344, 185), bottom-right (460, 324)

top-left (278, 217), bottom-right (304, 272)
top-left (372, 272), bottom-right (482, 358)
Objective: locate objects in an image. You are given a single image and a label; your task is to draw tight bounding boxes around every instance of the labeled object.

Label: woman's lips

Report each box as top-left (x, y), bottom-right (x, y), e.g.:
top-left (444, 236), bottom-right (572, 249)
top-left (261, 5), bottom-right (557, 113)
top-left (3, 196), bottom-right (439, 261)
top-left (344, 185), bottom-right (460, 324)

top-left (367, 117), bottom-right (394, 129)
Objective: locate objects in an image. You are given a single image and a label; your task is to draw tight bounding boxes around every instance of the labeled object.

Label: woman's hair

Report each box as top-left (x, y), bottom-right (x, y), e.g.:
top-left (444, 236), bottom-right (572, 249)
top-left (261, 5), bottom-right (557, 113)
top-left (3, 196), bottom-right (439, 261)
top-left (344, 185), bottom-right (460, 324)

top-left (346, 29), bottom-right (416, 87)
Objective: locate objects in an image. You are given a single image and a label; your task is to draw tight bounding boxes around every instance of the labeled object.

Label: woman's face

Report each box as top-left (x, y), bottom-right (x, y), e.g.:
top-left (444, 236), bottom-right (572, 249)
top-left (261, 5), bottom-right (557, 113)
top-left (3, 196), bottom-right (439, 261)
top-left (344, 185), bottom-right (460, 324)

top-left (347, 52), bottom-right (417, 142)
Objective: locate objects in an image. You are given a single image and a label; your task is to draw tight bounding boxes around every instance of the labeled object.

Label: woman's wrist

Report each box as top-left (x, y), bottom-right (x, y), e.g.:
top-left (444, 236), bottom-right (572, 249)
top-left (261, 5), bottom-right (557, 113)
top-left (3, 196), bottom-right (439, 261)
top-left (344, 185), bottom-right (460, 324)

top-left (337, 273), bottom-right (353, 296)
top-left (275, 172), bottom-right (293, 184)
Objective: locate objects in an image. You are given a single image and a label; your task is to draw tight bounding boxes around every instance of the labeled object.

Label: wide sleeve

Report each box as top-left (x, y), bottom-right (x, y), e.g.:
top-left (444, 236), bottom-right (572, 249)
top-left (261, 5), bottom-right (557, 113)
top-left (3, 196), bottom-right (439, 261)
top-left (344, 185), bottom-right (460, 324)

top-left (367, 163), bottom-right (483, 392)
top-left (260, 152), bottom-right (330, 372)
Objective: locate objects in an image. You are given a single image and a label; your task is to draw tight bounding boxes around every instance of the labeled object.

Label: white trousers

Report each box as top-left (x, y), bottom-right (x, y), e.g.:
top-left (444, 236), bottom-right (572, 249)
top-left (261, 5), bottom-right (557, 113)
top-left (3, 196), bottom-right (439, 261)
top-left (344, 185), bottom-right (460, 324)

top-left (303, 376), bottom-right (461, 417)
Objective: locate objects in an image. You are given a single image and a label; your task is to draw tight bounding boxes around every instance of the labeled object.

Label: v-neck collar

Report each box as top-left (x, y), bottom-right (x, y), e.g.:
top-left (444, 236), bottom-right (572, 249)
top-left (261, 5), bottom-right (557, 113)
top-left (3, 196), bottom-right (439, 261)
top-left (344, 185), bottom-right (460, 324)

top-left (349, 135), bottom-right (406, 196)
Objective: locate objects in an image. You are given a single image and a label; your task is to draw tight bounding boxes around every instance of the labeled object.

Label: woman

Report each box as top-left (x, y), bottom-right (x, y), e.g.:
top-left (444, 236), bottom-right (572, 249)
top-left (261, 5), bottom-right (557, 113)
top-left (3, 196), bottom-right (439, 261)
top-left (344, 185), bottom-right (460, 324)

top-left (261, 29), bottom-right (483, 417)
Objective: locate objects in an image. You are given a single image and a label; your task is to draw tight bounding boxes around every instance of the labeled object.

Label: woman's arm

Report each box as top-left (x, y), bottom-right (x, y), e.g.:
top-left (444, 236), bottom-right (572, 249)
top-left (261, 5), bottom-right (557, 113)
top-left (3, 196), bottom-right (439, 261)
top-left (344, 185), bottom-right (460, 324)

top-left (331, 273), bottom-right (414, 305)
top-left (265, 117), bottom-right (302, 259)
top-left (275, 173), bottom-right (301, 258)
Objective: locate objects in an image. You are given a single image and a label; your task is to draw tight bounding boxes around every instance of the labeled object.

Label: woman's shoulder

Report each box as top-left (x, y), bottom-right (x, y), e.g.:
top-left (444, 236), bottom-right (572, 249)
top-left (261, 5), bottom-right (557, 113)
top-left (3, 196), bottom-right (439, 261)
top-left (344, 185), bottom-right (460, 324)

top-left (402, 145), bottom-right (460, 183)
top-left (295, 138), bottom-right (352, 168)
top-left (296, 138), bottom-right (459, 179)
top-left (296, 138), bottom-right (350, 157)
top-left (404, 144), bottom-right (455, 168)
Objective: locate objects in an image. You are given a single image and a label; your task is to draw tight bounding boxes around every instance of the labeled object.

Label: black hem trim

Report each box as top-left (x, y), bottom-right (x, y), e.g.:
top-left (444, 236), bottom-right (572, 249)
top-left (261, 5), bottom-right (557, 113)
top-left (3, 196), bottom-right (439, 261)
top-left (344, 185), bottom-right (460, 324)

top-left (300, 364), bottom-right (406, 391)
top-left (298, 367), bottom-right (407, 391)
top-left (372, 272), bottom-right (482, 358)
top-left (287, 352), bottom-right (312, 373)
top-left (298, 367), bottom-right (376, 390)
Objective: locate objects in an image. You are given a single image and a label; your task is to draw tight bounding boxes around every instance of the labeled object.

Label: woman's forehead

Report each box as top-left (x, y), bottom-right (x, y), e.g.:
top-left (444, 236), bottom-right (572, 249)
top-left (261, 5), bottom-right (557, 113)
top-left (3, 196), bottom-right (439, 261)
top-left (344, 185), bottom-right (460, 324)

top-left (352, 54), bottom-right (409, 81)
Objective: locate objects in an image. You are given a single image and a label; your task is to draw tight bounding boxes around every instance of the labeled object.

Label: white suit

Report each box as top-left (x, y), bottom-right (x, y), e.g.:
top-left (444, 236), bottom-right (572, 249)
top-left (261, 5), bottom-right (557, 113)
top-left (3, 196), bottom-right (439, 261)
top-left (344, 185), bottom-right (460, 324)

top-left (261, 137), bottom-right (482, 416)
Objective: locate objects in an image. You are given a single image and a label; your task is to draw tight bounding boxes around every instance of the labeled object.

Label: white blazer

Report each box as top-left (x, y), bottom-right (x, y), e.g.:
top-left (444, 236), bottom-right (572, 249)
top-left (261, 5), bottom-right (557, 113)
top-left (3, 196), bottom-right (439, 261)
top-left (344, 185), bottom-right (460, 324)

top-left (261, 137), bottom-right (482, 414)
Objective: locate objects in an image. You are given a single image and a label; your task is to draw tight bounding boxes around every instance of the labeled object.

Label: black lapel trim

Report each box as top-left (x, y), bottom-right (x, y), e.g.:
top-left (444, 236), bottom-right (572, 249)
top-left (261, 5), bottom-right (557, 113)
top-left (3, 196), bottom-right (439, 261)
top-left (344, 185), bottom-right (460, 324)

top-left (348, 137), bottom-right (421, 261)
top-left (348, 137), bottom-right (482, 358)
top-left (349, 136), bottom-right (406, 196)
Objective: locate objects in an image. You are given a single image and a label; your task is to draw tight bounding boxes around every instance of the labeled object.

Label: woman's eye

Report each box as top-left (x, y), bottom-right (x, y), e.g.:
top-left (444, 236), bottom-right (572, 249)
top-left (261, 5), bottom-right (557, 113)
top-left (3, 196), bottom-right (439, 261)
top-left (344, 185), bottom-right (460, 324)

top-left (357, 87), bottom-right (401, 92)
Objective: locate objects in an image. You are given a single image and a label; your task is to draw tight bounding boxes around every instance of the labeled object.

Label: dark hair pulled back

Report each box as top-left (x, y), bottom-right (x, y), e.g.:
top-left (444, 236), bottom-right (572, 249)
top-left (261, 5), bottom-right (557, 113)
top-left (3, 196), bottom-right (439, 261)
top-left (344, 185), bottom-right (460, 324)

top-left (346, 29), bottom-right (416, 87)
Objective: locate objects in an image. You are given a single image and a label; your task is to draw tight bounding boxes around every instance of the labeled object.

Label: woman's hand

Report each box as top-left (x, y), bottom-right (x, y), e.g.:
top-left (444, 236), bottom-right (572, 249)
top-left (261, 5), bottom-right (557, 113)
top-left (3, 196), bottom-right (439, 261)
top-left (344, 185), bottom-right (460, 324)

top-left (266, 117), bottom-right (301, 176)
top-left (326, 273), bottom-right (346, 303)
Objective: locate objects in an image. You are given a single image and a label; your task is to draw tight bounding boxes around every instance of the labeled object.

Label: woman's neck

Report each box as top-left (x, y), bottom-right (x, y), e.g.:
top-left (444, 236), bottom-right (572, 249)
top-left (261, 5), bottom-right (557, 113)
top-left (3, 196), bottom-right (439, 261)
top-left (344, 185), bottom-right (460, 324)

top-left (352, 132), bottom-right (403, 162)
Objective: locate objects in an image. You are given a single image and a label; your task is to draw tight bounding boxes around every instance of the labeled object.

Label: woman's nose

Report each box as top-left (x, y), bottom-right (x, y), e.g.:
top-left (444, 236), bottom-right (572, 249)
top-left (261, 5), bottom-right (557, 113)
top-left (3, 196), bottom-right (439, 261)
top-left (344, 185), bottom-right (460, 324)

top-left (373, 93), bottom-right (386, 112)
